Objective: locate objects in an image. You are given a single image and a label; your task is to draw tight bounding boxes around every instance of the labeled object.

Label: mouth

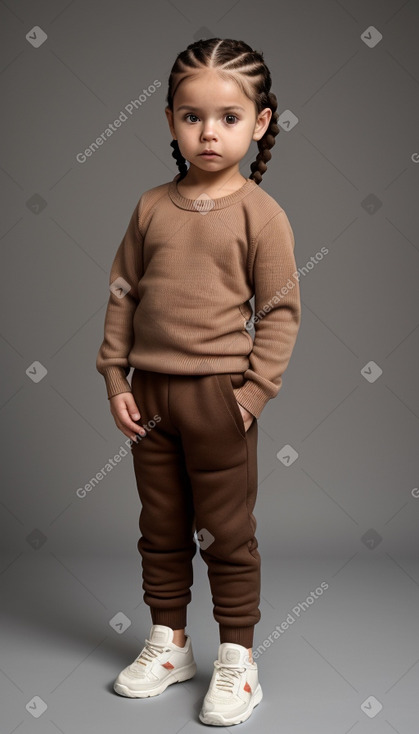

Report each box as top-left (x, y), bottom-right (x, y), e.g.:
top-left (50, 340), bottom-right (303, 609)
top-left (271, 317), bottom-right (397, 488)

top-left (200, 151), bottom-right (220, 157)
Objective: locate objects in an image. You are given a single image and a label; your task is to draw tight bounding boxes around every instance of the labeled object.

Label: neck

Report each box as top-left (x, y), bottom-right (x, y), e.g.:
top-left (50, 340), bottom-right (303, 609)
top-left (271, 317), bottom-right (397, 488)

top-left (177, 165), bottom-right (247, 196)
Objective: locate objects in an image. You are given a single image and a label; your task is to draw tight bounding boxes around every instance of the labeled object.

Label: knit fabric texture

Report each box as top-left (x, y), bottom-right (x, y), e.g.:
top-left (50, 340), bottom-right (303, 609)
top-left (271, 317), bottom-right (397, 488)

top-left (96, 173), bottom-right (301, 419)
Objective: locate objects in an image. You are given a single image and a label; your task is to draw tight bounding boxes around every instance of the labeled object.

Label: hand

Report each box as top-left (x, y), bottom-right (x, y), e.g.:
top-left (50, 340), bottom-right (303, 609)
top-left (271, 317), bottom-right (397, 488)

top-left (109, 392), bottom-right (147, 441)
top-left (237, 402), bottom-right (255, 432)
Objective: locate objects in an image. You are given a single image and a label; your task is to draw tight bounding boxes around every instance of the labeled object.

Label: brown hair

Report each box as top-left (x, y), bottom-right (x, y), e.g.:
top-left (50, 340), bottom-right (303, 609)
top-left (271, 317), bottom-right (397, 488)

top-left (166, 38), bottom-right (280, 185)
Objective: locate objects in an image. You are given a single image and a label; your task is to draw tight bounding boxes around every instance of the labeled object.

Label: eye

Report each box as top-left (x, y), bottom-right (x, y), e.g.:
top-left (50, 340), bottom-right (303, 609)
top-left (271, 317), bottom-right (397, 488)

top-left (183, 113), bottom-right (239, 124)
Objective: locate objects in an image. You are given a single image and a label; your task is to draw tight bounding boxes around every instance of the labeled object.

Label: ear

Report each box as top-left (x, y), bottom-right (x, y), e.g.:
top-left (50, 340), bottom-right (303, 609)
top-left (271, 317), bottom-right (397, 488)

top-left (165, 106), bottom-right (176, 139)
top-left (252, 107), bottom-right (272, 142)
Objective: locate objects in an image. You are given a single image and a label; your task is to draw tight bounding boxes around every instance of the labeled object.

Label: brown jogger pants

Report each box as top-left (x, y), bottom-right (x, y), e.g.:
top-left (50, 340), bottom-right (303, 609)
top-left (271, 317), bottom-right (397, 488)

top-left (129, 368), bottom-right (261, 649)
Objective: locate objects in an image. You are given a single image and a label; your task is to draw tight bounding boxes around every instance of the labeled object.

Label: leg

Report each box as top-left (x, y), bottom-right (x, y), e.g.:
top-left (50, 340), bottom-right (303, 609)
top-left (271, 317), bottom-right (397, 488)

top-left (172, 628), bottom-right (187, 647)
top-left (170, 372), bottom-right (261, 651)
top-left (130, 369), bottom-right (197, 633)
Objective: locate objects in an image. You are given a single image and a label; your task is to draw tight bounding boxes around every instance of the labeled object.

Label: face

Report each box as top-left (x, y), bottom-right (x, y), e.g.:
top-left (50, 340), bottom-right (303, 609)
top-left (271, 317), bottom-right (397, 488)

top-left (165, 69), bottom-right (272, 177)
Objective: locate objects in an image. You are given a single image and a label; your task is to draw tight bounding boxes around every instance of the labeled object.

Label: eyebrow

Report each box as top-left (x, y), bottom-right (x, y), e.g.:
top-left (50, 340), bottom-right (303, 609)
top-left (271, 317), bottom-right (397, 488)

top-left (176, 105), bottom-right (245, 112)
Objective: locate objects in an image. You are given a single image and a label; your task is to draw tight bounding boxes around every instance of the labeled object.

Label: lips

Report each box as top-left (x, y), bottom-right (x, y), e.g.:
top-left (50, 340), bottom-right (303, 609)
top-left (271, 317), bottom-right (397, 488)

top-left (200, 151), bottom-right (220, 156)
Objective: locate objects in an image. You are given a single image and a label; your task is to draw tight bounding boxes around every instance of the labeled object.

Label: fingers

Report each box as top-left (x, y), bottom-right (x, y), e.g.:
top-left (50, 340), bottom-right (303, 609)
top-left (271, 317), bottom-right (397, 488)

top-left (237, 403), bottom-right (255, 433)
top-left (110, 393), bottom-right (147, 440)
top-left (244, 416), bottom-right (254, 432)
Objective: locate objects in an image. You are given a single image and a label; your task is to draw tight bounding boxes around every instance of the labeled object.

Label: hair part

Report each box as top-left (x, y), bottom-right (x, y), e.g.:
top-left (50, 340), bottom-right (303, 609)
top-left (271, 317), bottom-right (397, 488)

top-left (166, 38), bottom-right (280, 185)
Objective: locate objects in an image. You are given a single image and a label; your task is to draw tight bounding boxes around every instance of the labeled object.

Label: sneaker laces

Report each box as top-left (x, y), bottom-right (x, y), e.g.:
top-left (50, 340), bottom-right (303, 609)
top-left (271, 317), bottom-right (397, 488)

top-left (213, 661), bottom-right (246, 691)
top-left (135, 638), bottom-right (168, 666)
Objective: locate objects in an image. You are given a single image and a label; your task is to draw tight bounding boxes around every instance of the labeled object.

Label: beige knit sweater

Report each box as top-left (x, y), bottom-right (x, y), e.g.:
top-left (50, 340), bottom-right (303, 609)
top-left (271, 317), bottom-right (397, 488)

top-left (96, 174), bottom-right (301, 419)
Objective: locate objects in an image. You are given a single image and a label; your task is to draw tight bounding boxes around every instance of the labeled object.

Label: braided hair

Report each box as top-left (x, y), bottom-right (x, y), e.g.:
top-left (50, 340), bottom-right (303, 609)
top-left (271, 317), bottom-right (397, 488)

top-left (166, 38), bottom-right (280, 186)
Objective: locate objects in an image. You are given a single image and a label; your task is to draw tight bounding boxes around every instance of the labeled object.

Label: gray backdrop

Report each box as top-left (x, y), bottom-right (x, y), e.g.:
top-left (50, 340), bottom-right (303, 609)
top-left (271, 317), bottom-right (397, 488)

top-left (1, 0), bottom-right (418, 732)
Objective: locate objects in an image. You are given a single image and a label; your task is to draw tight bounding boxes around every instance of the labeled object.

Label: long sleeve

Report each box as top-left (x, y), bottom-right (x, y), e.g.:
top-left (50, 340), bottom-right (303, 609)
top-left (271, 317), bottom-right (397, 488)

top-left (96, 201), bottom-right (143, 399)
top-left (232, 210), bottom-right (301, 419)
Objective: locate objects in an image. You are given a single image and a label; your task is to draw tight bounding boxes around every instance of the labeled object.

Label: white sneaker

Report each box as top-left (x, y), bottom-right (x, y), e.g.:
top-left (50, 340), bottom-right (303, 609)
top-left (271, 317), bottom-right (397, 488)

top-left (199, 642), bottom-right (263, 726)
top-left (113, 624), bottom-right (197, 698)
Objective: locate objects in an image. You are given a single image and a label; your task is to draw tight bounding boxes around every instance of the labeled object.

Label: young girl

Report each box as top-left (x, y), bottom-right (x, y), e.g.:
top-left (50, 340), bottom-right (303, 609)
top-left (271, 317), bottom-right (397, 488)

top-left (96, 37), bottom-right (301, 726)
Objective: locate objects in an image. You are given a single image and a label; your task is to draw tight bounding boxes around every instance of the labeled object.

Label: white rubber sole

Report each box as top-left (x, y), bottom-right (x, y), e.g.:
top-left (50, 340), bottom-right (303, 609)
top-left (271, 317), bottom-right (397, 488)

top-left (199, 683), bottom-right (263, 725)
top-left (113, 661), bottom-right (197, 698)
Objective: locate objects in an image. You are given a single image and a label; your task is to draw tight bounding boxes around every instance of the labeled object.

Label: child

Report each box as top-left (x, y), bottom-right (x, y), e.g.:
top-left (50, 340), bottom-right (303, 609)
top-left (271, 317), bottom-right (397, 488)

top-left (96, 37), bottom-right (301, 726)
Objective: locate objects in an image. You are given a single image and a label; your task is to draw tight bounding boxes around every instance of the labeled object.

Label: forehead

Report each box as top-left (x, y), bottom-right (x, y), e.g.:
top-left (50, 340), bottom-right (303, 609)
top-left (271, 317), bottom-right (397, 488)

top-left (174, 70), bottom-right (252, 108)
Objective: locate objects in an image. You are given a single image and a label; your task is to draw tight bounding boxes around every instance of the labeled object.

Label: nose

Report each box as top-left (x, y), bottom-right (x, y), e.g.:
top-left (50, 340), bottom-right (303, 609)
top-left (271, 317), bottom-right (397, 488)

top-left (201, 119), bottom-right (217, 140)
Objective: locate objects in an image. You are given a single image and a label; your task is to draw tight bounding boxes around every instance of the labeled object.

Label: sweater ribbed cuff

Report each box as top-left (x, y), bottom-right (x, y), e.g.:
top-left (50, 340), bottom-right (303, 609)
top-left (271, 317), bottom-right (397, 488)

top-left (233, 380), bottom-right (276, 420)
top-left (102, 366), bottom-right (132, 400)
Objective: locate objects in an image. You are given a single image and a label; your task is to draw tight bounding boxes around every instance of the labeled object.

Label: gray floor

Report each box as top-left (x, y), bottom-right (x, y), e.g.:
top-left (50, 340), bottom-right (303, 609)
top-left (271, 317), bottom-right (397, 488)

top-left (1, 551), bottom-right (418, 733)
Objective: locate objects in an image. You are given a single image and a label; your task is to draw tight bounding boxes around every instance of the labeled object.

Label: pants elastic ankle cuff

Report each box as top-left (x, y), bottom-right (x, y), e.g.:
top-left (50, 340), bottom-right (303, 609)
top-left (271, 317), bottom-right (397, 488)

top-left (150, 607), bottom-right (187, 631)
top-left (219, 625), bottom-right (254, 649)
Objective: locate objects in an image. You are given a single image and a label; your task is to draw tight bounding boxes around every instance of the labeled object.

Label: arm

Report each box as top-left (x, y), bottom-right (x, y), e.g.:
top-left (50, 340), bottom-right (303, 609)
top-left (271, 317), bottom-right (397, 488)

top-left (96, 201), bottom-right (143, 399)
top-left (233, 209), bottom-right (302, 419)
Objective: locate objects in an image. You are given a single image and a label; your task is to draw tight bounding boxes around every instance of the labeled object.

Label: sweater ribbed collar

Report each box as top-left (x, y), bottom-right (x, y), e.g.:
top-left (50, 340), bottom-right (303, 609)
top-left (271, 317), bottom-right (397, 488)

top-left (168, 173), bottom-right (257, 211)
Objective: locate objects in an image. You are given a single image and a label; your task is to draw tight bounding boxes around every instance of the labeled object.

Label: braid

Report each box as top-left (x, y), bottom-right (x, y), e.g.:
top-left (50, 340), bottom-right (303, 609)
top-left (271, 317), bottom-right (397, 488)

top-left (170, 139), bottom-right (188, 181)
top-left (166, 38), bottom-right (279, 185)
top-left (249, 91), bottom-right (280, 185)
